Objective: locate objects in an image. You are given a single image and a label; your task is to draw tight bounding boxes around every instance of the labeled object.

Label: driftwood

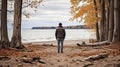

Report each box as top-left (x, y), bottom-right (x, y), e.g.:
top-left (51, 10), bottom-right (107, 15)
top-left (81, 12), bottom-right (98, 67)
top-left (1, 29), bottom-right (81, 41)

top-left (77, 41), bottom-right (110, 47)
top-left (85, 53), bottom-right (108, 61)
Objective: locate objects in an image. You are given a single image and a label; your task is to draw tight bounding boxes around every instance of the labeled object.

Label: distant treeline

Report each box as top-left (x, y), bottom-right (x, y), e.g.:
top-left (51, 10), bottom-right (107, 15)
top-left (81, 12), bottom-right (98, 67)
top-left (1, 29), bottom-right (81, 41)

top-left (32, 25), bottom-right (92, 29)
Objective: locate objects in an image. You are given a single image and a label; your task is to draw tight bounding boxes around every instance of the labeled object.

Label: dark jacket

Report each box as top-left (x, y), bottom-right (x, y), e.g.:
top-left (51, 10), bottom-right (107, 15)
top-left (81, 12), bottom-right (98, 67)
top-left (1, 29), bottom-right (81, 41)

top-left (55, 26), bottom-right (66, 39)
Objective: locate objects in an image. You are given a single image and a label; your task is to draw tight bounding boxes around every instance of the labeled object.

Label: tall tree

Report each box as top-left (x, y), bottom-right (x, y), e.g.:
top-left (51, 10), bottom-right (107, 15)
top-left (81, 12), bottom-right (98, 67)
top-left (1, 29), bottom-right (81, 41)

top-left (0, 0), bottom-right (42, 49)
top-left (10, 0), bottom-right (23, 48)
top-left (119, 0), bottom-right (120, 42)
top-left (105, 0), bottom-right (110, 40)
top-left (0, 0), bottom-right (9, 48)
top-left (70, 0), bottom-right (120, 42)
top-left (93, 0), bottom-right (100, 41)
top-left (70, 0), bottom-right (101, 41)
top-left (99, 0), bottom-right (106, 41)
top-left (108, 0), bottom-right (114, 42)
top-left (113, 0), bottom-right (120, 42)
top-left (0, 2), bottom-right (1, 45)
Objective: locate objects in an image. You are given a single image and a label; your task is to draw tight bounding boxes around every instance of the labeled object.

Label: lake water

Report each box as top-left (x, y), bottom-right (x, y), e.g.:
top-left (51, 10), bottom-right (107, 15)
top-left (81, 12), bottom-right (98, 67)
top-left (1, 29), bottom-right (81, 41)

top-left (8, 29), bottom-right (96, 43)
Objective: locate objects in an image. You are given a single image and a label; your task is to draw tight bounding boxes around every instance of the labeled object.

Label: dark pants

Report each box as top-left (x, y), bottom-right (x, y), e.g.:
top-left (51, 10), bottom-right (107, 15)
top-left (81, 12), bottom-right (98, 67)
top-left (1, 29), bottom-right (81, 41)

top-left (57, 38), bottom-right (64, 53)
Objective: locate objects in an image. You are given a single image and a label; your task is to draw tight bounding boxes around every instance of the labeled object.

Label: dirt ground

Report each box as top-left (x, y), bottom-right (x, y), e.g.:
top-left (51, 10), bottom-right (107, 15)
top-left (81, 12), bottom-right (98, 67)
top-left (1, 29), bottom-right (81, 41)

top-left (0, 42), bottom-right (120, 67)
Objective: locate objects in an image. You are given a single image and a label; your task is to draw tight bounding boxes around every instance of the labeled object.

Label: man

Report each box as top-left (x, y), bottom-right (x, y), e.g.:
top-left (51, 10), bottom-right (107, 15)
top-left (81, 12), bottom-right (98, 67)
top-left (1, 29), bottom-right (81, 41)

top-left (55, 23), bottom-right (66, 53)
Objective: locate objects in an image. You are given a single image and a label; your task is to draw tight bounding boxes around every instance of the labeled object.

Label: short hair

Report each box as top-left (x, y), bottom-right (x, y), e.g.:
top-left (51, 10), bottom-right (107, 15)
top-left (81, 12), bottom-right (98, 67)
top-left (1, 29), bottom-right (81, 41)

top-left (59, 23), bottom-right (62, 26)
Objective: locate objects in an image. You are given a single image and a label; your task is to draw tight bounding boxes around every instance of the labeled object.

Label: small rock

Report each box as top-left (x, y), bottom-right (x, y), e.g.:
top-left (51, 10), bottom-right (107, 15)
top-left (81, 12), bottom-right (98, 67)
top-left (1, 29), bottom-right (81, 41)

top-left (76, 43), bottom-right (81, 46)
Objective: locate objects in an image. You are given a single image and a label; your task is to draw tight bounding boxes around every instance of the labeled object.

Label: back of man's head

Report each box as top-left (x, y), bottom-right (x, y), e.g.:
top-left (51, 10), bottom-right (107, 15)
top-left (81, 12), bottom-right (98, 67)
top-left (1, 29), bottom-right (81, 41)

top-left (59, 23), bottom-right (62, 26)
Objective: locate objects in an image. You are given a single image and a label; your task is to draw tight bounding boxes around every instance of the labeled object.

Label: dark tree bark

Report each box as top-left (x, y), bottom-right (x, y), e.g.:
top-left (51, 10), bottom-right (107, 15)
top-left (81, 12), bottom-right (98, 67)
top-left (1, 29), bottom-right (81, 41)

top-left (10, 0), bottom-right (24, 49)
top-left (119, 1), bottom-right (120, 41)
top-left (0, 0), bottom-right (9, 48)
top-left (96, 22), bottom-right (100, 42)
top-left (113, 0), bottom-right (120, 42)
top-left (99, 0), bottom-right (106, 41)
top-left (105, 0), bottom-right (110, 41)
top-left (0, 7), bottom-right (1, 46)
top-left (93, 0), bottom-right (100, 41)
top-left (108, 0), bottom-right (114, 42)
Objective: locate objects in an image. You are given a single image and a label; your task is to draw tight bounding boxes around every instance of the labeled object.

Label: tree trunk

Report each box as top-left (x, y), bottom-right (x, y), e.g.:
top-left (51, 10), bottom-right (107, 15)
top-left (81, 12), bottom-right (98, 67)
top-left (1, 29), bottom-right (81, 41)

top-left (0, 8), bottom-right (1, 45)
top-left (113, 0), bottom-right (120, 42)
top-left (105, 0), bottom-right (110, 41)
top-left (108, 0), bottom-right (114, 42)
top-left (0, 0), bottom-right (9, 48)
top-left (93, 0), bottom-right (100, 41)
top-left (96, 22), bottom-right (100, 42)
top-left (99, 0), bottom-right (106, 41)
top-left (10, 0), bottom-right (24, 49)
top-left (119, 1), bottom-right (120, 41)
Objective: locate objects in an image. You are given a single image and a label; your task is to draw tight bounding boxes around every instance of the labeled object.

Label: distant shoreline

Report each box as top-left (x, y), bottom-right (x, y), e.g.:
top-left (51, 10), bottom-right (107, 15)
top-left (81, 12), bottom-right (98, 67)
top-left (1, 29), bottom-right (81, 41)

top-left (32, 25), bottom-right (92, 29)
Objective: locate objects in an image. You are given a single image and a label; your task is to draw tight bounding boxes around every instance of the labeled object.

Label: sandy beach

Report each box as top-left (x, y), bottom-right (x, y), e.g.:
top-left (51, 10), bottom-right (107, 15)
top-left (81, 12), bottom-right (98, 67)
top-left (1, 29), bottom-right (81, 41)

top-left (27, 39), bottom-right (90, 46)
top-left (0, 40), bottom-right (120, 67)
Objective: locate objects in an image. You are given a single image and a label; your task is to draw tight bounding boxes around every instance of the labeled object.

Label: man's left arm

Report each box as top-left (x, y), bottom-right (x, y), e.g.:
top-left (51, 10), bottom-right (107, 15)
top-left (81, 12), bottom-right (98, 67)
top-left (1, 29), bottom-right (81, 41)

top-left (63, 29), bottom-right (66, 39)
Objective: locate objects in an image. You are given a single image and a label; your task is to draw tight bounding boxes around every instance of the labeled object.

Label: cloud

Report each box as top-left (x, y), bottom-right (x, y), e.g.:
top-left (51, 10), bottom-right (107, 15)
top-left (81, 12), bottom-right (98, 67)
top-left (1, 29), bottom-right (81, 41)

top-left (8, 0), bottom-right (82, 28)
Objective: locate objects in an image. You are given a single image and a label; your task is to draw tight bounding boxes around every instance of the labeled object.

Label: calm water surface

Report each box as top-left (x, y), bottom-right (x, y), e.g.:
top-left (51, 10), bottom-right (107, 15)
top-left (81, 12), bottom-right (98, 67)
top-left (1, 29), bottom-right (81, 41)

top-left (8, 29), bottom-right (96, 43)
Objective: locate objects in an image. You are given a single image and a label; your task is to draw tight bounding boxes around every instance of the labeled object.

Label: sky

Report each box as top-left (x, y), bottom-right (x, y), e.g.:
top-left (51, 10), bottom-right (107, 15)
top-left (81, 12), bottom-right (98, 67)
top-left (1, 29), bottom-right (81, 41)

top-left (8, 0), bottom-right (83, 29)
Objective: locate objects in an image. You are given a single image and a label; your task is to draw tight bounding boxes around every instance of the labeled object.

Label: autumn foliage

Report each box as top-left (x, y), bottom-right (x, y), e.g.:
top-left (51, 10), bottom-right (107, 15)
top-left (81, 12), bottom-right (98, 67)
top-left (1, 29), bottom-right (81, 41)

top-left (70, 0), bottom-right (100, 28)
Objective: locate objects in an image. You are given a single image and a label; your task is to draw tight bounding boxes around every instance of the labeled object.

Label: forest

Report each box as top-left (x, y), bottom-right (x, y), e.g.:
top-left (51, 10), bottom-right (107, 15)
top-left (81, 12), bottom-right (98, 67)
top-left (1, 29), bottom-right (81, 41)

top-left (70, 0), bottom-right (120, 42)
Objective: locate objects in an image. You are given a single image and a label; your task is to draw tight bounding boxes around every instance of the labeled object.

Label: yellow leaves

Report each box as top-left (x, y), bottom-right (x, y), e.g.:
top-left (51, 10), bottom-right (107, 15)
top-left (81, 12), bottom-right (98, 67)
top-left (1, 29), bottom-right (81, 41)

top-left (87, 0), bottom-right (93, 3)
top-left (70, 0), bottom-right (81, 6)
top-left (74, 3), bottom-right (94, 19)
top-left (70, 0), bottom-right (100, 28)
top-left (84, 5), bottom-right (97, 24)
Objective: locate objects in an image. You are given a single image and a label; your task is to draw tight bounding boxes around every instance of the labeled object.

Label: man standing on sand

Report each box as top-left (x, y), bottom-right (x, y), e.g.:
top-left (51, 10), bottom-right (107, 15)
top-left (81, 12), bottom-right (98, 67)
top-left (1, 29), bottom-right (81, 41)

top-left (55, 23), bottom-right (66, 53)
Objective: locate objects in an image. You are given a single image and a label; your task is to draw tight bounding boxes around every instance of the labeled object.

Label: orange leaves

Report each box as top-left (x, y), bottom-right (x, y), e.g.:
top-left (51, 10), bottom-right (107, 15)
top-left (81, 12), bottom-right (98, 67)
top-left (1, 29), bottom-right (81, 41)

top-left (74, 3), bottom-right (94, 19)
top-left (70, 0), bottom-right (81, 6)
top-left (70, 0), bottom-right (81, 16)
top-left (70, 0), bottom-right (100, 28)
top-left (84, 4), bottom-right (98, 27)
top-left (73, 3), bottom-right (98, 28)
top-left (0, 49), bottom-right (20, 57)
